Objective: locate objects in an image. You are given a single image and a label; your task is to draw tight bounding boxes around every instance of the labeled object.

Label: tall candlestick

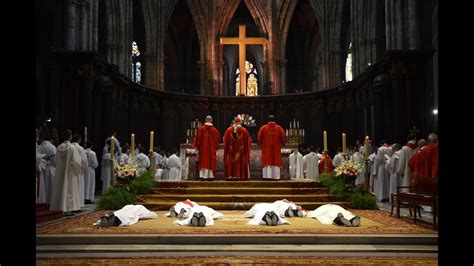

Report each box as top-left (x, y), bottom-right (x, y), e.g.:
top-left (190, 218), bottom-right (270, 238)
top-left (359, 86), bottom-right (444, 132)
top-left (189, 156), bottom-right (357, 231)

top-left (323, 130), bottom-right (327, 151)
top-left (297, 121), bottom-right (299, 128)
top-left (302, 129), bottom-right (304, 137)
top-left (84, 127), bottom-right (87, 143)
top-left (342, 133), bottom-right (346, 154)
top-left (365, 136), bottom-right (369, 160)
top-left (286, 129), bottom-right (288, 136)
top-left (110, 136), bottom-right (115, 186)
top-left (150, 131), bottom-right (154, 152)
top-left (131, 133), bottom-right (135, 161)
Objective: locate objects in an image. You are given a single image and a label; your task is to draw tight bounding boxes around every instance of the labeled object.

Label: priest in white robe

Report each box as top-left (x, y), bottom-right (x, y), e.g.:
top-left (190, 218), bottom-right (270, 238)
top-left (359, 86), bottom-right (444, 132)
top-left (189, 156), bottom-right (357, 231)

top-left (353, 146), bottom-right (365, 186)
top-left (307, 204), bottom-right (360, 226)
top-left (397, 136), bottom-right (417, 193)
top-left (303, 148), bottom-right (320, 180)
top-left (101, 148), bottom-right (113, 194)
top-left (50, 130), bottom-right (83, 214)
top-left (105, 132), bottom-right (121, 155)
top-left (159, 152), bottom-right (169, 180)
top-left (84, 142), bottom-right (98, 203)
top-left (289, 150), bottom-right (304, 179)
top-left (166, 150), bottom-right (181, 181)
top-left (135, 147), bottom-right (151, 176)
top-left (71, 134), bottom-right (88, 207)
top-left (38, 137), bottom-right (57, 205)
top-left (166, 199), bottom-right (200, 217)
top-left (368, 149), bottom-right (377, 194)
top-left (332, 148), bottom-right (344, 168)
top-left (94, 204), bottom-right (157, 227)
top-left (271, 199), bottom-right (306, 217)
top-left (385, 144), bottom-right (401, 201)
top-left (374, 141), bottom-right (392, 201)
top-left (118, 147), bottom-right (129, 166)
top-left (36, 149), bottom-right (47, 204)
top-left (245, 203), bottom-right (290, 225)
top-left (173, 205), bottom-right (224, 227)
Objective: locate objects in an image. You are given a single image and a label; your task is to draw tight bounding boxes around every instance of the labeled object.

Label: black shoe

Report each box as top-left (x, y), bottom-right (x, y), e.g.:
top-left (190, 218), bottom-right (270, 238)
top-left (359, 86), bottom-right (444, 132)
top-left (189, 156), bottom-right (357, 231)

top-left (270, 211), bottom-right (279, 226)
top-left (263, 211), bottom-right (272, 225)
top-left (177, 208), bottom-right (186, 218)
top-left (350, 216), bottom-right (361, 227)
top-left (190, 212), bottom-right (199, 227)
top-left (64, 211), bottom-right (74, 217)
top-left (198, 212), bottom-right (206, 227)
top-left (169, 207), bottom-right (178, 217)
top-left (294, 208), bottom-right (303, 217)
top-left (286, 207), bottom-right (294, 217)
top-left (337, 213), bottom-right (352, 227)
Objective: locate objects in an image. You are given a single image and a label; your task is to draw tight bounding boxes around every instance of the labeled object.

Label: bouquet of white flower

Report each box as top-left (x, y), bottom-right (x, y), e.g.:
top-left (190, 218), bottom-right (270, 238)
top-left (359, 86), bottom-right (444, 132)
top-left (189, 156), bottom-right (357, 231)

top-left (113, 160), bottom-right (139, 190)
top-left (334, 159), bottom-right (363, 178)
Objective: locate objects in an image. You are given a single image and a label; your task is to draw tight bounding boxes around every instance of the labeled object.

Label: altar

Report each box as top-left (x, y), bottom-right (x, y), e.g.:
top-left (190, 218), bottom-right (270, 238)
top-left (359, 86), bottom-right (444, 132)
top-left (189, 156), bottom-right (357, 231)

top-left (180, 143), bottom-right (298, 180)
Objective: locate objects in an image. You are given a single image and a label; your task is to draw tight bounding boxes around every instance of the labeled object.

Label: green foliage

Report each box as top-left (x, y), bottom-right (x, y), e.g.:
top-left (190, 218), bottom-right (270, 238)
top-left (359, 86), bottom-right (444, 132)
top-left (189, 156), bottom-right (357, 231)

top-left (350, 192), bottom-right (378, 209)
top-left (319, 172), bottom-right (378, 210)
top-left (130, 170), bottom-right (156, 195)
top-left (97, 187), bottom-right (136, 210)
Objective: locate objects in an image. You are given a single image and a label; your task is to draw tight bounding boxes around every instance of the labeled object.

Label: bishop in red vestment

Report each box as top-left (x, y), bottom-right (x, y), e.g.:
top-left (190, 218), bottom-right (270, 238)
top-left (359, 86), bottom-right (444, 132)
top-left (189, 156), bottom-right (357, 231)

top-left (318, 151), bottom-right (335, 174)
top-left (223, 117), bottom-right (251, 180)
top-left (257, 115), bottom-right (286, 180)
top-left (193, 115), bottom-right (221, 180)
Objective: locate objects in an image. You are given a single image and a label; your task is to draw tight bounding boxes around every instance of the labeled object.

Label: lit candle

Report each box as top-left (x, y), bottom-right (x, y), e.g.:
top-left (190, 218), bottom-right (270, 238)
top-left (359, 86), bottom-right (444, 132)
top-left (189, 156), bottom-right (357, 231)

top-left (187, 129), bottom-right (190, 136)
top-left (302, 129), bottom-right (304, 137)
top-left (342, 133), bottom-right (346, 154)
top-left (297, 121), bottom-right (299, 128)
top-left (323, 130), bottom-right (327, 151)
top-left (131, 133), bottom-right (135, 160)
top-left (365, 136), bottom-right (369, 160)
top-left (286, 129), bottom-right (288, 136)
top-left (150, 131), bottom-right (154, 152)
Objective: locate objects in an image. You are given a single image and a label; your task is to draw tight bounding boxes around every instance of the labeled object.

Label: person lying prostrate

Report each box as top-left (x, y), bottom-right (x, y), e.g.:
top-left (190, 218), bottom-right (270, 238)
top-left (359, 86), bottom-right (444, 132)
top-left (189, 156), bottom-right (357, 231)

top-left (173, 205), bottom-right (224, 227)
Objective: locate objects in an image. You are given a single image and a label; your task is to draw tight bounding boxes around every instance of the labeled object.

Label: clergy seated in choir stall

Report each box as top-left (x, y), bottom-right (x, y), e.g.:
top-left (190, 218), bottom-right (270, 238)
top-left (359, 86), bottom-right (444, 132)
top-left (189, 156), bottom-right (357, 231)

top-left (318, 151), bottom-right (335, 174)
top-left (173, 205), bottom-right (224, 227)
top-left (193, 115), bottom-right (222, 180)
top-left (94, 204), bottom-right (157, 227)
top-left (257, 115), bottom-right (286, 180)
top-left (307, 204), bottom-right (361, 227)
top-left (166, 199), bottom-right (200, 218)
top-left (223, 117), bottom-right (251, 181)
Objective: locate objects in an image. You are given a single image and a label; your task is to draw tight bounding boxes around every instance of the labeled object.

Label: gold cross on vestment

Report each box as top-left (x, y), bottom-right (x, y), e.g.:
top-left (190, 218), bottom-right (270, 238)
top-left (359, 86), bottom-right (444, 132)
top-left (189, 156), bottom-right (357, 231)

top-left (220, 25), bottom-right (267, 96)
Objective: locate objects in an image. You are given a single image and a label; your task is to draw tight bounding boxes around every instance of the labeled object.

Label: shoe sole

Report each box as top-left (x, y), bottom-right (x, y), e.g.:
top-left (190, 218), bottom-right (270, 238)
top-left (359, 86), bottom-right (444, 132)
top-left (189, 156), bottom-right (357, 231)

top-left (169, 207), bottom-right (177, 217)
top-left (287, 208), bottom-right (294, 217)
top-left (339, 217), bottom-right (352, 227)
top-left (263, 213), bottom-right (272, 226)
top-left (351, 217), bottom-right (361, 227)
top-left (271, 214), bottom-right (278, 226)
top-left (190, 213), bottom-right (199, 227)
top-left (198, 213), bottom-right (206, 227)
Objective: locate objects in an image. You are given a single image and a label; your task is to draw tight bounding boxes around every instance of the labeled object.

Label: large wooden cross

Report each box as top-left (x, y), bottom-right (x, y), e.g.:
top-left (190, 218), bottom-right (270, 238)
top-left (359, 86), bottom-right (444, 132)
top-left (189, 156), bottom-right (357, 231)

top-left (220, 25), bottom-right (267, 96)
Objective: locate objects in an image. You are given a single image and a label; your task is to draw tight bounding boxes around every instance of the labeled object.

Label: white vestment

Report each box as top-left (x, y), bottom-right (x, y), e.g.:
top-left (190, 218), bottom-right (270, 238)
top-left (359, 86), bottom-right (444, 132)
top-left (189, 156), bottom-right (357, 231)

top-left (72, 143), bottom-right (88, 207)
top-left (38, 140), bottom-right (56, 204)
top-left (245, 203), bottom-right (290, 225)
top-left (262, 166), bottom-right (280, 180)
top-left (113, 204), bottom-right (157, 226)
top-left (49, 141), bottom-right (83, 212)
top-left (289, 151), bottom-right (304, 179)
top-left (159, 155), bottom-right (169, 180)
top-left (165, 200), bottom-right (200, 217)
top-left (118, 153), bottom-right (129, 166)
top-left (307, 204), bottom-right (355, 225)
top-left (374, 146), bottom-right (392, 201)
top-left (36, 151), bottom-right (47, 204)
top-left (84, 148), bottom-right (98, 201)
top-left (332, 153), bottom-right (343, 168)
top-left (135, 153), bottom-right (150, 176)
top-left (173, 205), bottom-right (224, 226)
top-left (352, 150), bottom-right (365, 186)
top-left (368, 152), bottom-right (376, 193)
top-left (101, 153), bottom-right (112, 194)
top-left (397, 143), bottom-right (415, 192)
top-left (167, 154), bottom-right (181, 181)
top-left (385, 151), bottom-right (401, 201)
top-left (303, 152), bottom-right (319, 179)
top-left (105, 137), bottom-right (121, 155)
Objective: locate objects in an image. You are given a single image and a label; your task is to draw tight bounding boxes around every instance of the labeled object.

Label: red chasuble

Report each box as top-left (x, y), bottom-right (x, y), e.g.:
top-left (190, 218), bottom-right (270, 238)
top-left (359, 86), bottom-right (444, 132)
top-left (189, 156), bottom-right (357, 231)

top-left (223, 125), bottom-right (251, 180)
top-left (417, 143), bottom-right (439, 192)
top-left (257, 122), bottom-right (286, 167)
top-left (318, 155), bottom-right (335, 174)
top-left (193, 124), bottom-right (221, 173)
top-left (408, 149), bottom-right (422, 189)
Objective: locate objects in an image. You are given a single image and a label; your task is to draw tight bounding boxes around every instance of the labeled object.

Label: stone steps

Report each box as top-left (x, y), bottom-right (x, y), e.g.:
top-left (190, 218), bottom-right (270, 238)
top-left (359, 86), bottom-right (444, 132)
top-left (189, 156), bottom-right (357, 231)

top-left (153, 187), bottom-right (329, 195)
top-left (139, 201), bottom-right (351, 210)
top-left (157, 180), bottom-right (323, 188)
top-left (140, 194), bottom-right (340, 202)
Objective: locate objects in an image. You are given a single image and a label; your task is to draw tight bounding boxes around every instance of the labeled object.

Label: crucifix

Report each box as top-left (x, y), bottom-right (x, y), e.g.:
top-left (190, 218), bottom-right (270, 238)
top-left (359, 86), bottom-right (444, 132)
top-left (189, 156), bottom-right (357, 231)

top-left (220, 25), bottom-right (267, 96)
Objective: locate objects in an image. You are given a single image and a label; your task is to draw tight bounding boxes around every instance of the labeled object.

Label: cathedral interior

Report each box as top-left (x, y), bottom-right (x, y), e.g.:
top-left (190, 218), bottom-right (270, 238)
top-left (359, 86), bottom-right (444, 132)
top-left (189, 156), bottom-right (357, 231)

top-left (36, 0), bottom-right (438, 152)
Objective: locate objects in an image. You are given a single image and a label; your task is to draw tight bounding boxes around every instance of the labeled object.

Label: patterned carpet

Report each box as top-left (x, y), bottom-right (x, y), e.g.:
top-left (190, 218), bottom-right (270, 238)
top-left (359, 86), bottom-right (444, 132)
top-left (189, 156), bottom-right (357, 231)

top-left (36, 209), bottom-right (436, 234)
top-left (36, 256), bottom-right (438, 265)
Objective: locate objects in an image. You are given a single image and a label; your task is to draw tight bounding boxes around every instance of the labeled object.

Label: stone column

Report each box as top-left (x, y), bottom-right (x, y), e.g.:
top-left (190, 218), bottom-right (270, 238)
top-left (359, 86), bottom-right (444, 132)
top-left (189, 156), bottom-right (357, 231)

top-left (79, 1), bottom-right (89, 50)
top-left (278, 59), bottom-right (287, 94)
top-left (408, 0), bottom-right (420, 49)
top-left (64, 0), bottom-right (77, 50)
top-left (143, 52), bottom-right (158, 89)
top-left (92, 0), bottom-right (98, 50)
top-left (197, 60), bottom-right (209, 95)
top-left (395, 0), bottom-right (404, 49)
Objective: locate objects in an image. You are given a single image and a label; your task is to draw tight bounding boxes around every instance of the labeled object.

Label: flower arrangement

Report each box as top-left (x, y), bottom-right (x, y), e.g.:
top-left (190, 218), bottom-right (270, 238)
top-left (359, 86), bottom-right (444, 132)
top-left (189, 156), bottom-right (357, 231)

top-left (231, 114), bottom-right (256, 127)
top-left (113, 160), bottom-right (139, 190)
top-left (334, 159), bottom-right (363, 178)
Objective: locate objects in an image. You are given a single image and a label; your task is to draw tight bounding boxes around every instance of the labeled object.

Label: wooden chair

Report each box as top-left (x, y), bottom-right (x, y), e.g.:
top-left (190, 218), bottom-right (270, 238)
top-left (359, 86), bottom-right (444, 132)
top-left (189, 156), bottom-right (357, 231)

top-left (390, 192), bottom-right (421, 218)
top-left (396, 176), bottom-right (438, 229)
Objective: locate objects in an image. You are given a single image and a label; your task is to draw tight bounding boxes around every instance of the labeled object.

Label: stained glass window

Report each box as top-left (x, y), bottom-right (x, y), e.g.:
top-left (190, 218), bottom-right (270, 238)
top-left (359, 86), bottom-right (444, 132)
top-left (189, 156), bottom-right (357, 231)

top-left (235, 60), bottom-right (258, 96)
top-left (131, 42), bottom-right (141, 83)
top-left (345, 42), bottom-right (352, 82)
